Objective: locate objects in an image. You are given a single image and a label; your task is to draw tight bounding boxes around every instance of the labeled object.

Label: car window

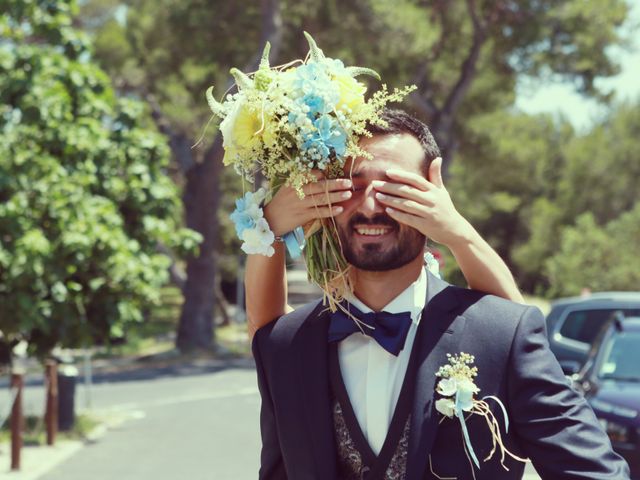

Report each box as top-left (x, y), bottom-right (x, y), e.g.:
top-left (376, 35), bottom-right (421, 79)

top-left (559, 308), bottom-right (640, 344)
top-left (545, 305), bottom-right (567, 331)
top-left (599, 331), bottom-right (640, 380)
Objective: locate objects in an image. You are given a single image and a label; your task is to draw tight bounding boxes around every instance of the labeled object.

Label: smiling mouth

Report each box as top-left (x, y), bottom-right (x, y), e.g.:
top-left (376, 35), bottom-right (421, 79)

top-left (353, 226), bottom-right (394, 237)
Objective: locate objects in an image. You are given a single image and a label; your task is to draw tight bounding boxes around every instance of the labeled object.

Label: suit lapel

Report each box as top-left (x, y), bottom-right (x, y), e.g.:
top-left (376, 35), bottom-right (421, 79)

top-left (294, 303), bottom-right (338, 479)
top-left (406, 272), bottom-right (467, 480)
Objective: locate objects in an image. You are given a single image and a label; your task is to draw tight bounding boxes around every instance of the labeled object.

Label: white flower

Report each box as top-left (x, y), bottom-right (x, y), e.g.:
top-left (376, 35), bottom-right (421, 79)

top-left (240, 218), bottom-right (275, 256)
top-left (435, 398), bottom-right (456, 418)
top-left (455, 378), bottom-right (479, 412)
top-left (220, 100), bottom-right (241, 149)
top-left (424, 251), bottom-right (441, 278)
top-left (244, 188), bottom-right (267, 222)
top-left (437, 377), bottom-right (458, 397)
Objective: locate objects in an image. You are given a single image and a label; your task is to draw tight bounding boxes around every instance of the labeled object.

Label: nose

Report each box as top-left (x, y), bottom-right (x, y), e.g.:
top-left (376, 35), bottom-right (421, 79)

top-left (356, 183), bottom-right (385, 217)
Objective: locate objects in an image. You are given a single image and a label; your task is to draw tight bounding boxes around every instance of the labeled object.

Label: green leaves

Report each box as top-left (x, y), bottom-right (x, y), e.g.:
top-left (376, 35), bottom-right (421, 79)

top-left (303, 31), bottom-right (325, 63)
top-left (345, 67), bottom-right (381, 81)
top-left (0, 0), bottom-right (201, 357)
top-left (205, 86), bottom-right (226, 118)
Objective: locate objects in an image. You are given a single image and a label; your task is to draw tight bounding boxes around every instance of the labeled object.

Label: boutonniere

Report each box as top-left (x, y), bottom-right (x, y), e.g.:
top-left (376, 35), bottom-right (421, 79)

top-left (432, 353), bottom-right (527, 478)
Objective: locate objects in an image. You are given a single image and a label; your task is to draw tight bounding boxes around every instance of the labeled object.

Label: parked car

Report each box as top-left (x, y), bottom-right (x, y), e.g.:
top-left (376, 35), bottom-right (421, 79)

top-left (572, 313), bottom-right (640, 478)
top-left (545, 292), bottom-right (640, 373)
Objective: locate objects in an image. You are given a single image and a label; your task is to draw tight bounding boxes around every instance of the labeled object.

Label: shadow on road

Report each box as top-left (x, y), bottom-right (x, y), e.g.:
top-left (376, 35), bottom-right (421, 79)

top-left (0, 355), bottom-right (256, 388)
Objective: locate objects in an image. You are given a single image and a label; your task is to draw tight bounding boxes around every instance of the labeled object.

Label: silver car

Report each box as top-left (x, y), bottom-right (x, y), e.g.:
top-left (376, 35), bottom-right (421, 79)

top-left (545, 292), bottom-right (640, 374)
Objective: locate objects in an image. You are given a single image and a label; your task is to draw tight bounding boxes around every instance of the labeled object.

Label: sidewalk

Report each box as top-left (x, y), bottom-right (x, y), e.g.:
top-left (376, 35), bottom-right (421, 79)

top-left (0, 441), bottom-right (82, 480)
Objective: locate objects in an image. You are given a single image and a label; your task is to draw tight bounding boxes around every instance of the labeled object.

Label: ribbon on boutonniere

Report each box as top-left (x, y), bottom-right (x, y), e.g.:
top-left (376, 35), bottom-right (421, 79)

top-left (432, 353), bottom-right (527, 479)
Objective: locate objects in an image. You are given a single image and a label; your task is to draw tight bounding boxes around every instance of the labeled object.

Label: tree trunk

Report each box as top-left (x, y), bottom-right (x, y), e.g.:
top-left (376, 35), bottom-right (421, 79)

top-left (175, 0), bottom-right (283, 352)
top-left (176, 136), bottom-right (223, 351)
top-left (411, 0), bottom-right (487, 179)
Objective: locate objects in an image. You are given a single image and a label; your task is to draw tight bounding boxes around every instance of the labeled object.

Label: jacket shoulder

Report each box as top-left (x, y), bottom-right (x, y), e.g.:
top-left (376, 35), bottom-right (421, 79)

top-left (252, 298), bottom-right (324, 348)
top-left (452, 287), bottom-right (542, 335)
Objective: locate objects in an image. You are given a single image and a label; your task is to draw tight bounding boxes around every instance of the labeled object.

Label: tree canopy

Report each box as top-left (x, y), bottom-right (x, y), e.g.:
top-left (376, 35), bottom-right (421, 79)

top-left (0, 0), bottom-right (200, 356)
top-left (448, 100), bottom-right (640, 296)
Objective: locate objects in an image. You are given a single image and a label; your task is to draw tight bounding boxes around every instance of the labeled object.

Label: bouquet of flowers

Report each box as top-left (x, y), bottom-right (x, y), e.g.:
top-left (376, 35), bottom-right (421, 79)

top-left (206, 32), bottom-right (415, 308)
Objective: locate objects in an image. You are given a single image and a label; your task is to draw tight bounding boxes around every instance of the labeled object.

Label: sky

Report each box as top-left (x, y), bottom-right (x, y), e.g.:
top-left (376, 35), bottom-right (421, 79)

top-left (516, 2), bottom-right (640, 132)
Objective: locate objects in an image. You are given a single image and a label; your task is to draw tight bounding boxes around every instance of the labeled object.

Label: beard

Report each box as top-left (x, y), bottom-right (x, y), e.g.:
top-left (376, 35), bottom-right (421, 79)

top-left (336, 212), bottom-right (425, 271)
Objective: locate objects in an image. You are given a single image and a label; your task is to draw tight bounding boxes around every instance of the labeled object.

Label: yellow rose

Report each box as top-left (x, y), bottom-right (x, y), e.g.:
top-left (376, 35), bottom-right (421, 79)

top-left (334, 75), bottom-right (367, 112)
top-left (231, 104), bottom-right (262, 147)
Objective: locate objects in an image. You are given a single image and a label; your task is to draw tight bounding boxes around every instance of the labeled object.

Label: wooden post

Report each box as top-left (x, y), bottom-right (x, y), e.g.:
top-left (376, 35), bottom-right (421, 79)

top-left (45, 360), bottom-right (58, 446)
top-left (10, 372), bottom-right (23, 471)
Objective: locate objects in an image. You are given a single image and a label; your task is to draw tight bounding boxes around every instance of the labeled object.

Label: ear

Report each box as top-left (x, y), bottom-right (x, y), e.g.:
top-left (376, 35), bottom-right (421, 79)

top-left (428, 157), bottom-right (444, 187)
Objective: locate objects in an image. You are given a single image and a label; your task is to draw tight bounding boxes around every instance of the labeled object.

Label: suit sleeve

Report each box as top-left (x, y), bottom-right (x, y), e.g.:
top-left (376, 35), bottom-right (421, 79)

top-left (252, 332), bottom-right (288, 480)
top-left (507, 306), bottom-right (630, 479)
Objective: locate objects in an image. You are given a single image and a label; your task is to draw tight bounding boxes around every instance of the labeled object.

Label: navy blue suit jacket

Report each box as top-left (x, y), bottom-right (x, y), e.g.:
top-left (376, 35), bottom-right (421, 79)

top-left (252, 272), bottom-right (630, 479)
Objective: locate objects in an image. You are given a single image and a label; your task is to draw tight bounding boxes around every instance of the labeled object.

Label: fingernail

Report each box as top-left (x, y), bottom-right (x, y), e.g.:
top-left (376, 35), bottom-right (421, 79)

top-left (371, 180), bottom-right (383, 187)
top-left (375, 192), bottom-right (386, 200)
top-left (341, 179), bottom-right (352, 187)
top-left (386, 207), bottom-right (394, 214)
top-left (341, 191), bottom-right (352, 198)
top-left (335, 206), bottom-right (343, 213)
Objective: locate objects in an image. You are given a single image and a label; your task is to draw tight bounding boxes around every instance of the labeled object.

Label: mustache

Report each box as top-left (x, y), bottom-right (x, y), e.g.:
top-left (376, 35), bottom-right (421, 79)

top-left (348, 213), bottom-right (399, 231)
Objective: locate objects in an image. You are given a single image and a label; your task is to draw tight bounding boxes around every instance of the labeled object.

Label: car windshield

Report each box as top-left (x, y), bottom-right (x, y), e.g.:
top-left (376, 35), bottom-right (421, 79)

top-left (598, 331), bottom-right (640, 381)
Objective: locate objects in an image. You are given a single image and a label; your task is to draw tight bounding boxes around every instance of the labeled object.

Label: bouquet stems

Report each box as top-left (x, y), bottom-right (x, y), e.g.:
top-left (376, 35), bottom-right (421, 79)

top-left (304, 219), bottom-right (352, 311)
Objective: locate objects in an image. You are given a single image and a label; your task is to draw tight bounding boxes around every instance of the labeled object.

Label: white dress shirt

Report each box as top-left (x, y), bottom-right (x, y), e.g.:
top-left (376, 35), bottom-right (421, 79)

top-left (338, 267), bottom-right (427, 455)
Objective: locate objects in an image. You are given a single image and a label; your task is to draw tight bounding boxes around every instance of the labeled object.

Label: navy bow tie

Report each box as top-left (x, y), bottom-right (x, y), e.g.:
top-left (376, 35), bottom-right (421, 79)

top-left (328, 303), bottom-right (413, 356)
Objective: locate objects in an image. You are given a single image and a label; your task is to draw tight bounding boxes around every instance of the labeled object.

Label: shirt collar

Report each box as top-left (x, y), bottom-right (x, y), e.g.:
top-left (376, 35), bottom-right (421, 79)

top-left (346, 267), bottom-right (428, 325)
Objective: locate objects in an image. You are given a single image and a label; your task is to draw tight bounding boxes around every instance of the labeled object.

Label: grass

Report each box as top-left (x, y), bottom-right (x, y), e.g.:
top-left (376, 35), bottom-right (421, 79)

top-left (216, 323), bottom-right (251, 356)
top-left (522, 294), bottom-right (551, 315)
top-left (0, 413), bottom-right (100, 446)
top-left (88, 286), bottom-right (251, 361)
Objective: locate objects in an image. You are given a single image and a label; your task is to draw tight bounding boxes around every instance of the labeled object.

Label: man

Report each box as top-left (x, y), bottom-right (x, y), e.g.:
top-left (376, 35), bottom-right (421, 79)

top-left (251, 109), bottom-right (629, 479)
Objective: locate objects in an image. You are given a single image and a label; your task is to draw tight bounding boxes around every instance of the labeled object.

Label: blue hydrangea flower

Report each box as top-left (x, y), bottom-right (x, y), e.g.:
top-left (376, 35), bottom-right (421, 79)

top-left (293, 63), bottom-right (331, 94)
top-left (230, 207), bottom-right (255, 237)
top-left (300, 115), bottom-right (347, 167)
top-left (230, 190), bottom-right (265, 237)
top-left (301, 93), bottom-right (332, 117)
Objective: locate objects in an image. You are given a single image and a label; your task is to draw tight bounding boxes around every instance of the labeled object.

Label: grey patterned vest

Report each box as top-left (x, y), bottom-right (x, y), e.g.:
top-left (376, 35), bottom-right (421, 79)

top-left (328, 339), bottom-right (420, 480)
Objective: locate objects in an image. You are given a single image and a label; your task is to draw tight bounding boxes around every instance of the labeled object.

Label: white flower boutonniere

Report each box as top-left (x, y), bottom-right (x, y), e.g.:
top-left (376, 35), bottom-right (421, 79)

top-left (434, 353), bottom-right (527, 478)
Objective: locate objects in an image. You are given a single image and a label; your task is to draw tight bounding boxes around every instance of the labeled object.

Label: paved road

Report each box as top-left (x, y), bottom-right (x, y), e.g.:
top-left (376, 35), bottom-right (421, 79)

top-left (24, 361), bottom-right (540, 479)
top-left (33, 360), bottom-right (260, 480)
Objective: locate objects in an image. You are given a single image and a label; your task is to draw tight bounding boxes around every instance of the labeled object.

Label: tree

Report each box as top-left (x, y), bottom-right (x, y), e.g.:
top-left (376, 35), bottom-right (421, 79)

top-left (448, 110), bottom-right (572, 291)
top-left (81, 0), bottom-right (631, 348)
top-left (0, 0), bottom-right (200, 357)
top-left (545, 205), bottom-right (640, 297)
top-left (449, 100), bottom-right (640, 296)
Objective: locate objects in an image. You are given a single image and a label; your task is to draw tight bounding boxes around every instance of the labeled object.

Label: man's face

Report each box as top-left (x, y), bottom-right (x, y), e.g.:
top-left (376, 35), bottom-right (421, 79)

top-left (336, 133), bottom-right (426, 271)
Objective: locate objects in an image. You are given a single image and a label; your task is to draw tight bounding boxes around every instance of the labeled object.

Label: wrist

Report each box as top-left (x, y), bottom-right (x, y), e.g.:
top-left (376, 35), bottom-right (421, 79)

top-left (444, 217), bottom-right (478, 251)
top-left (263, 202), bottom-right (285, 237)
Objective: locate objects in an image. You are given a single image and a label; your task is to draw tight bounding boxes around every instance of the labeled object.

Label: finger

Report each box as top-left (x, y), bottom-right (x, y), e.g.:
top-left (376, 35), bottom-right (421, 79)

top-left (385, 169), bottom-right (431, 191)
top-left (428, 157), bottom-right (444, 188)
top-left (371, 181), bottom-right (428, 204)
top-left (302, 178), bottom-right (352, 196)
top-left (375, 193), bottom-right (427, 217)
top-left (305, 189), bottom-right (352, 207)
top-left (384, 207), bottom-right (424, 233)
top-left (308, 204), bottom-right (344, 219)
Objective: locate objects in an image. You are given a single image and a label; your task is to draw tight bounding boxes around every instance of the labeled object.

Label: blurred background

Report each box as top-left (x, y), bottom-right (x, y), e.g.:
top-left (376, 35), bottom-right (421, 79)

top-left (0, 0), bottom-right (638, 478)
